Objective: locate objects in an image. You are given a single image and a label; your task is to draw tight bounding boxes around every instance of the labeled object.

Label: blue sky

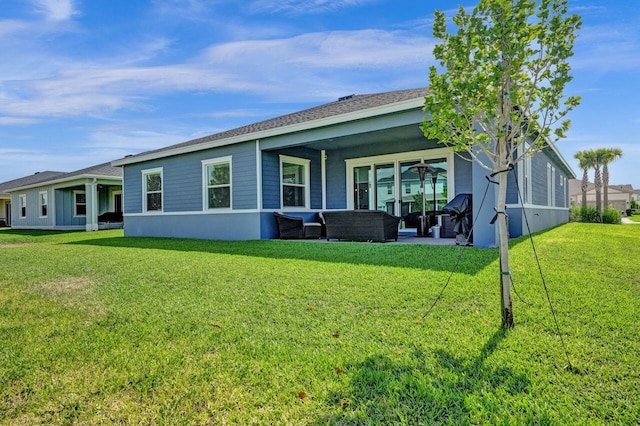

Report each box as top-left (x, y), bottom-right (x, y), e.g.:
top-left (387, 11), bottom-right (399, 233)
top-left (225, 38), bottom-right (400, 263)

top-left (1, 0), bottom-right (639, 188)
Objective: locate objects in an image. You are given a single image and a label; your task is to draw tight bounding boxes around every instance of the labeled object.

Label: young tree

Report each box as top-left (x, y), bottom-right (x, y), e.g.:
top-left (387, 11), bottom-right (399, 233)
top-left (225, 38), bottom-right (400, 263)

top-left (422, 0), bottom-right (581, 328)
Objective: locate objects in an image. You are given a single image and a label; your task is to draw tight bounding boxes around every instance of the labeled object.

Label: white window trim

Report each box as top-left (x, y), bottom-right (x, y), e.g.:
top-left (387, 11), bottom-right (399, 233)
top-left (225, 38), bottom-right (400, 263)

top-left (547, 163), bottom-right (556, 207)
top-left (111, 190), bottom-right (122, 212)
top-left (202, 156), bottom-right (233, 211)
top-left (19, 194), bottom-right (26, 218)
top-left (142, 167), bottom-right (163, 213)
top-left (518, 143), bottom-right (533, 205)
top-left (39, 191), bottom-right (48, 218)
top-left (73, 190), bottom-right (86, 217)
top-left (345, 148), bottom-right (455, 211)
top-left (280, 155), bottom-right (311, 210)
top-left (552, 167), bottom-right (556, 207)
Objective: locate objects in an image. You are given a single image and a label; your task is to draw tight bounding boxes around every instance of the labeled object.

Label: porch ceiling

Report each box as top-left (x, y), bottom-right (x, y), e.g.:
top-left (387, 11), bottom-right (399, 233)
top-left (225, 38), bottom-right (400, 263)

top-left (277, 123), bottom-right (425, 152)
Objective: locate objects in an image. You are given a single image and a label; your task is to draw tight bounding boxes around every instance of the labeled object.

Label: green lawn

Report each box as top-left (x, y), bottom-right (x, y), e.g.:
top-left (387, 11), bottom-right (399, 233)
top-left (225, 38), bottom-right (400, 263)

top-left (1, 224), bottom-right (638, 425)
top-left (628, 214), bottom-right (640, 223)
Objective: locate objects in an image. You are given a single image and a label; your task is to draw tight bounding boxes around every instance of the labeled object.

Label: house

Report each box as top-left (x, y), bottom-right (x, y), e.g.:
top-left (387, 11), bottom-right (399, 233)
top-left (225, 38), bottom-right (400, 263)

top-left (0, 171), bottom-right (65, 227)
top-left (5, 162), bottom-right (122, 231)
top-left (569, 180), bottom-right (638, 212)
top-left (112, 88), bottom-right (575, 247)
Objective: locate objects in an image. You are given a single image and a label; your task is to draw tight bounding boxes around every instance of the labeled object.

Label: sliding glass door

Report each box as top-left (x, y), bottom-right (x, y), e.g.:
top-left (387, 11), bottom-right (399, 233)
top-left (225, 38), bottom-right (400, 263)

top-left (347, 150), bottom-right (452, 222)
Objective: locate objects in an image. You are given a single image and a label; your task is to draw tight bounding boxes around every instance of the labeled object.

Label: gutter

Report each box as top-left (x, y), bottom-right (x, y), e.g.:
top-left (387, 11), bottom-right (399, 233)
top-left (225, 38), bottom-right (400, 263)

top-left (6, 174), bottom-right (122, 193)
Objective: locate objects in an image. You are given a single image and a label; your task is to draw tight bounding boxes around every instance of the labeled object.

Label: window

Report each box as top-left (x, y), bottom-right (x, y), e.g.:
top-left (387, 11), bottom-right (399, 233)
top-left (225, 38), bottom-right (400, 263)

top-left (280, 155), bottom-right (310, 208)
top-left (519, 143), bottom-right (532, 204)
top-left (142, 168), bottom-right (163, 212)
top-left (39, 191), bottom-right (48, 217)
top-left (346, 149), bottom-right (453, 216)
top-left (19, 194), bottom-right (26, 218)
top-left (203, 157), bottom-right (232, 209)
top-left (547, 163), bottom-right (556, 206)
top-left (74, 191), bottom-right (86, 216)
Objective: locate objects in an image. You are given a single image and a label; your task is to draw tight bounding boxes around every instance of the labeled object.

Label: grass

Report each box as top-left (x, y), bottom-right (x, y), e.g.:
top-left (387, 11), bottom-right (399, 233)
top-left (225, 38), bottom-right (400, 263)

top-left (0, 224), bottom-right (638, 425)
top-left (627, 214), bottom-right (640, 223)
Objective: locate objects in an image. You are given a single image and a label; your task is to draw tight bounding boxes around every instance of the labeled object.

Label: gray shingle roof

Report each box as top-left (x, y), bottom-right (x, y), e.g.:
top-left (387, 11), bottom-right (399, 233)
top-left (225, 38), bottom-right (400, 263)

top-left (0, 171), bottom-right (65, 196)
top-left (119, 87), bottom-right (428, 162)
top-left (1, 162), bottom-right (122, 193)
top-left (60, 161), bottom-right (122, 179)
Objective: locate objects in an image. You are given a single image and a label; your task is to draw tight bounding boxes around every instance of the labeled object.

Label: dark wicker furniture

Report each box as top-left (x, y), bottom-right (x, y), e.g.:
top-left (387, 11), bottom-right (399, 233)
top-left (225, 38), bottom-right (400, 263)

top-left (403, 211), bottom-right (456, 238)
top-left (273, 212), bottom-right (322, 239)
top-left (320, 210), bottom-right (401, 242)
top-left (98, 212), bottom-right (123, 223)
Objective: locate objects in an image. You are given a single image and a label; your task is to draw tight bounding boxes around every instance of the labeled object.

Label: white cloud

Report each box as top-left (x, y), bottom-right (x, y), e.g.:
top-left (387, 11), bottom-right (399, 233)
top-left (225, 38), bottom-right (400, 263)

top-left (0, 28), bottom-right (436, 119)
top-left (31, 0), bottom-right (77, 22)
top-left (203, 30), bottom-right (433, 69)
top-left (0, 20), bottom-right (30, 37)
top-left (0, 117), bottom-right (41, 125)
top-left (249, 0), bottom-right (379, 14)
top-left (84, 130), bottom-right (189, 152)
top-left (572, 23), bottom-right (640, 71)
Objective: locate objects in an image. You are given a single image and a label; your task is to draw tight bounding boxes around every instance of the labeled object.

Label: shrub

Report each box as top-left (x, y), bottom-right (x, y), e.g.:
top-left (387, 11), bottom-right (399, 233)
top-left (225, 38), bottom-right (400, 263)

top-left (602, 208), bottom-right (622, 224)
top-left (571, 207), bottom-right (600, 223)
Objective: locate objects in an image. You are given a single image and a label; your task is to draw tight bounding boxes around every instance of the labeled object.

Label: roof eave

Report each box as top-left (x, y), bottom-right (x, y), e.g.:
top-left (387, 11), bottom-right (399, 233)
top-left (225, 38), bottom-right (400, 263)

top-left (112, 97), bottom-right (426, 166)
top-left (6, 174), bottom-right (122, 193)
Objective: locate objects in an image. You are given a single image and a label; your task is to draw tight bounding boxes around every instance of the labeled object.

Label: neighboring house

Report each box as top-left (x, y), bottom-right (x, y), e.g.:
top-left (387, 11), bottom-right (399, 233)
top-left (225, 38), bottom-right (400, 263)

top-left (569, 179), bottom-right (638, 212)
top-left (112, 88), bottom-right (575, 248)
top-left (0, 171), bottom-right (65, 227)
top-left (6, 162), bottom-right (122, 231)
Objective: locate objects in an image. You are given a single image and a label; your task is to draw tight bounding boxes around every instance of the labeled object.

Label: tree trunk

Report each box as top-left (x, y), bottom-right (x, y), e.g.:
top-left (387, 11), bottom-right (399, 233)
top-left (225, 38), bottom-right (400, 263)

top-left (497, 166), bottom-right (514, 329)
top-left (581, 168), bottom-right (588, 210)
top-left (594, 165), bottom-right (602, 216)
top-left (603, 164), bottom-right (609, 209)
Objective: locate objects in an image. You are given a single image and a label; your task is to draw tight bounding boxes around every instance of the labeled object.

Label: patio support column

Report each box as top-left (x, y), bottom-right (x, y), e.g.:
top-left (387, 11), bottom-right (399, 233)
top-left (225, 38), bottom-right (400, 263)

top-left (321, 150), bottom-right (327, 210)
top-left (85, 180), bottom-right (98, 231)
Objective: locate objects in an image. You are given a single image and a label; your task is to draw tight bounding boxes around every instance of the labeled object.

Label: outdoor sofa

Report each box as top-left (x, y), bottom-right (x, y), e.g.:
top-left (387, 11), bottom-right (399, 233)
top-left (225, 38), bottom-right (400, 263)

top-left (319, 210), bottom-right (401, 242)
top-left (273, 212), bottom-right (322, 239)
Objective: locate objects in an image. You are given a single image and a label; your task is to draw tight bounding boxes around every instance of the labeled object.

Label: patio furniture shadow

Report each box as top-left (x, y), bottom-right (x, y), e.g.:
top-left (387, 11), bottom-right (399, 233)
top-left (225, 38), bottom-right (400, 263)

top-left (313, 329), bottom-right (531, 424)
top-left (66, 236), bottom-right (498, 274)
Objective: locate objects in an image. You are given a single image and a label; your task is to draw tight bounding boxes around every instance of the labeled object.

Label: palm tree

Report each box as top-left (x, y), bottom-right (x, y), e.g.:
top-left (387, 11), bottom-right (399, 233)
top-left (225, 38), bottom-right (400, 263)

top-left (599, 148), bottom-right (623, 208)
top-left (592, 149), bottom-right (608, 217)
top-left (574, 151), bottom-right (592, 210)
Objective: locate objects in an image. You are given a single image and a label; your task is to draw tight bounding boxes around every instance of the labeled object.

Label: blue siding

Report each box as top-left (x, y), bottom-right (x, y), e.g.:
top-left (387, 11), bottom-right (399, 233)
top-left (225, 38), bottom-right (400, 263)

top-left (55, 189), bottom-right (85, 227)
top-left (531, 153), bottom-right (549, 206)
top-left (11, 187), bottom-right (54, 228)
top-left (453, 153), bottom-right (472, 195)
top-left (261, 147), bottom-right (322, 210)
top-left (261, 151), bottom-right (280, 209)
top-left (123, 141), bottom-right (258, 214)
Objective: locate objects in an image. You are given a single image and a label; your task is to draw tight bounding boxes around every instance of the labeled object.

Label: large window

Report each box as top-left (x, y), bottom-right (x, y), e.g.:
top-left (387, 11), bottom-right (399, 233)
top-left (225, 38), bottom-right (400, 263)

top-left (142, 168), bottom-right (163, 212)
top-left (280, 155), bottom-right (310, 208)
top-left (19, 194), bottom-right (26, 218)
top-left (346, 149), bottom-right (454, 217)
top-left (74, 191), bottom-right (86, 216)
top-left (39, 191), bottom-right (48, 217)
top-left (203, 157), bottom-right (232, 210)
